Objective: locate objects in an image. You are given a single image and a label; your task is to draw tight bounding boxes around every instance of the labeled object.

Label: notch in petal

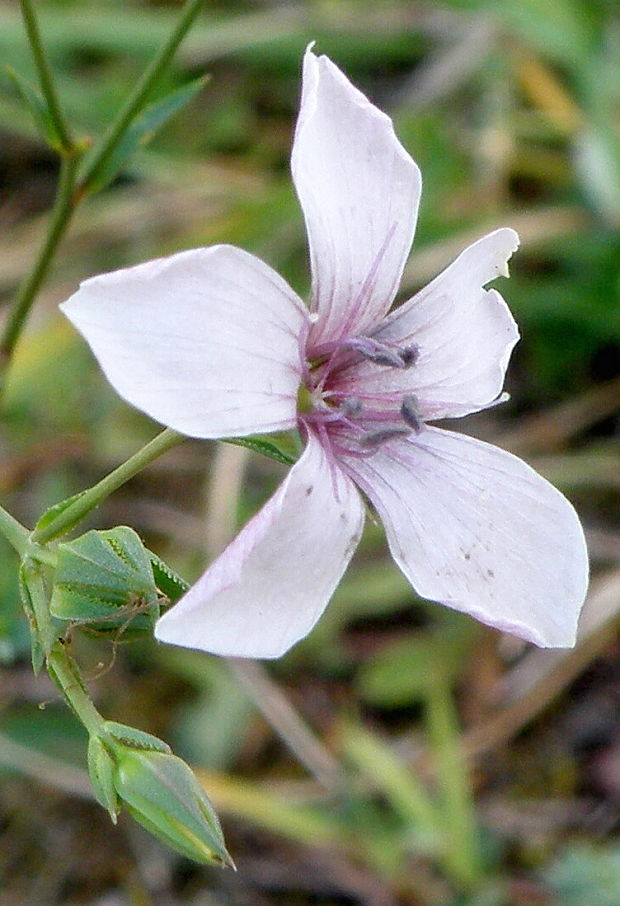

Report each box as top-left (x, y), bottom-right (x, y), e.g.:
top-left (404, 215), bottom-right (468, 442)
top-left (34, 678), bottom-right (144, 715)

top-left (293, 49), bottom-right (422, 348)
top-left (155, 432), bottom-right (365, 658)
top-left (61, 246), bottom-right (308, 439)
top-left (341, 427), bottom-right (588, 648)
top-left (337, 229), bottom-right (520, 420)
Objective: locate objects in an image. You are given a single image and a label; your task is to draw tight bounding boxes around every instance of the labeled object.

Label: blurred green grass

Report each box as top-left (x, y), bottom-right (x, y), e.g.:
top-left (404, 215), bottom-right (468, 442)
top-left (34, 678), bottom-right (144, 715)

top-left (0, 0), bottom-right (619, 903)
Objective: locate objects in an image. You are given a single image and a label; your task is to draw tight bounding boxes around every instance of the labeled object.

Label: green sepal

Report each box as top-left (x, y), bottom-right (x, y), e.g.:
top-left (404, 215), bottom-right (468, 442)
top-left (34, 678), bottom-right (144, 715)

top-left (18, 562), bottom-right (45, 674)
top-left (34, 488), bottom-right (90, 540)
top-left (101, 720), bottom-right (172, 755)
top-left (82, 75), bottom-right (209, 194)
top-left (4, 66), bottom-right (63, 151)
top-left (50, 526), bottom-right (160, 638)
top-left (223, 431), bottom-right (298, 466)
top-left (148, 551), bottom-right (189, 604)
top-left (88, 734), bottom-right (120, 822)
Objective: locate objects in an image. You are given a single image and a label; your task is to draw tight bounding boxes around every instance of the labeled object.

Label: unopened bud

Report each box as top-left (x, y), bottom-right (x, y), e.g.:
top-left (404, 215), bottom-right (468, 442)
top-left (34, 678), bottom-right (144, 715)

top-left (92, 721), bottom-right (232, 867)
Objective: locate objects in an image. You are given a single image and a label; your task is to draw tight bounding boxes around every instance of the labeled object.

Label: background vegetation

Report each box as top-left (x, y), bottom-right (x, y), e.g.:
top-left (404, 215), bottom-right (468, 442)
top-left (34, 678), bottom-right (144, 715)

top-left (0, 0), bottom-right (619, 903)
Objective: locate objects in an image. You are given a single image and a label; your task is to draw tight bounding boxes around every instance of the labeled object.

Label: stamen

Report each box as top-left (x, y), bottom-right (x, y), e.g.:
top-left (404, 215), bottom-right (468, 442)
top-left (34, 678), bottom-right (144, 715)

top-left (346, 337), bottom-right (408, 369)
top-left (359, 427), bottom-right (411, 449)
top-left (400, 394), bottom-right (424, 433)
top-left (339, 396), bottom-right (363, 418)
top-left (400, 343), bottom-right (420, 367)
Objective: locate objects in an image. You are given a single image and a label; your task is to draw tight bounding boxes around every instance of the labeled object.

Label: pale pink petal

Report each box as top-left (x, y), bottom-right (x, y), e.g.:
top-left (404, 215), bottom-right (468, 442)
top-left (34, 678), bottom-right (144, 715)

top-left (339, 427), bottom-right (588, 647)
top-left (292, 49), bottom-right (421, 349)
top-left (61, 246), bottom-right (308, 439)
top-left (335, 229), bottom-right (520, 420)
top-left (155, 432), bottom-right (365, 658)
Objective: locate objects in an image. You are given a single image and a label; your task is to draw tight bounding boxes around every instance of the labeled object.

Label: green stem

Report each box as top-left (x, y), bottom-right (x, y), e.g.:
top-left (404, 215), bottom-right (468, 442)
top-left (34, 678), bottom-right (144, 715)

top-left (0, 153), bottom-right (80, 376)
top-left (21, 564), bottom-right (102, 736)
top-left (79, 0), bottom-right (206, 195)
top-left (33, 428), bottom-right (185, 543)
top-left (19, 0), bottom-right (74, 153)
top-left (426, 677), bottom-right (482, 890)
top-left (0, 504), bottom-right (30, 557)
top-left (47, 643), bottom-right (105, 736)
top-left (1, 0), bottom-right (205, 389)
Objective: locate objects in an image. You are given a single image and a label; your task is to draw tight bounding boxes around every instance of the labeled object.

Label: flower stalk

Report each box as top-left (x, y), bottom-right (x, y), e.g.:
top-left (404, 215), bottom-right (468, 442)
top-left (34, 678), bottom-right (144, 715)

top-left (47, 642), bottom-right (105, 738)
top-left (33, 428), bottom-right (184, 543)
top-left (0, 153), bottom-right (81, 377)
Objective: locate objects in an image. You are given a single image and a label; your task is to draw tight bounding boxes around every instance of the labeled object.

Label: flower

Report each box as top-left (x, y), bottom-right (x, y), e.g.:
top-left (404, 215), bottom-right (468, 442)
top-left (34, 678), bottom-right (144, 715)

top-left (60, 49), bottom-right (588, 658)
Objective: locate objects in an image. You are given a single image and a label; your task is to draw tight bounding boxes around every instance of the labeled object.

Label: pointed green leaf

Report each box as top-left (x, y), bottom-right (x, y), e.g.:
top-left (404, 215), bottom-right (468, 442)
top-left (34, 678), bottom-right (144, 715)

top-left (34, 488), bottom-right (90, 539)
top-left (50, 526), bottom-right (160, 637)
top-left (223, 432), bottom-right (297, 466)
top-left (83, 75), bottom-right (209, 193)
top-left (4, 66), bottom-right (62, 150)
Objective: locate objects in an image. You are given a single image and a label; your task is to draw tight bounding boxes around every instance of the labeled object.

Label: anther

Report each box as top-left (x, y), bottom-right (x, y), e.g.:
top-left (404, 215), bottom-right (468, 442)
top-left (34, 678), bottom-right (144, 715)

top-left (346, 337), bottom-right (408, 369)
top-left (399, 343), bottom-right (420, 368)
top-left (359, 427), bottom-right (411, 449)
top-left (339, 397), bottom-right (363, 418)
top-left (400, 394), bottom-right (424, 432)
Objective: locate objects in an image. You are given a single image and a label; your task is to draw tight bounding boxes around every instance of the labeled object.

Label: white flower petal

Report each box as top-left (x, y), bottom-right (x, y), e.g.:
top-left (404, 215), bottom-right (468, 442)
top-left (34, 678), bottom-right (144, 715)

top-left (292, 49), bottom-right (421, 348)
top-left (336, 229), bottom-right (520, 419)
top-left (340, 427), bottom-right (588, 647)
top-left (61, 246), bottom-right (308, 438)
top-left (155, 432), bottom-right (365, 658)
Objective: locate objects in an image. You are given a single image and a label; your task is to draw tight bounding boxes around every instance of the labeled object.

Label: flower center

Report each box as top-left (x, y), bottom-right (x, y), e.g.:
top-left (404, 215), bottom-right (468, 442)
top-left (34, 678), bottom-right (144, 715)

top-left (298, 334), bottom-right (424, 454)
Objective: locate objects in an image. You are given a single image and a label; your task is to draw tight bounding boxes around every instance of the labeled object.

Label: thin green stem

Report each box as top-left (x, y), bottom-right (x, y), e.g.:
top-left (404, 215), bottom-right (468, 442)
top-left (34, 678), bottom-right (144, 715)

top-left (0, 506), bottom-right (56, 565)
top-left (33, 428), bottom-right (185, 543)
top-left (0, 504), bottom-right (30, 557)
top-left (19, 0), bottom-right (74, 153)
top-left (22, 565), bottom-right (101, 737)
top-left (47, 643), bottom-right (105, 736)
top-left (0, 153), bottom-right (80, 377)
top-left (426, 678), bottom-right (482, 890)
top-left (1, 0), bottom-right (205, 390)
top-left (79, 0), bottom-right (206, 195)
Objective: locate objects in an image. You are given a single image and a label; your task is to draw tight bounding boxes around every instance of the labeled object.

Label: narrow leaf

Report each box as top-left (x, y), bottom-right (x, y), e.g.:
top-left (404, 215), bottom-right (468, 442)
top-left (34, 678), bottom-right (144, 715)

top-left (223, 434), bottom-right (297, 466)
top-left (4, 65), bottom-right (62, 150)
top-left (83, 75), bottom-right (209, 193)
top-left (34, 488), bottom-right (90, 539)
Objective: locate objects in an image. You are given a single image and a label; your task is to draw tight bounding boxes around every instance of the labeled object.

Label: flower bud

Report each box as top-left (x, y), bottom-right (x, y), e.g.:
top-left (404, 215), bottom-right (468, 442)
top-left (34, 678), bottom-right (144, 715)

top-left (87, 734), bottom-right (119, 822)
top-left (94, 721), bottom-right (232, 867)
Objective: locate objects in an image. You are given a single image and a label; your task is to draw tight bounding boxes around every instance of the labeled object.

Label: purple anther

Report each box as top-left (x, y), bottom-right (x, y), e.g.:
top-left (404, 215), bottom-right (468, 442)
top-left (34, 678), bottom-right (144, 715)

top-left (345, 337), bottom-right (407, 369)
top-left (359, 427), bottom-right (411, 449)
top-left (400, 394), bottom-right (424, 432)
top-left (399, 343), bottom-right (420, 367)
top-left (339, 396), bottom-right (363, 418)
